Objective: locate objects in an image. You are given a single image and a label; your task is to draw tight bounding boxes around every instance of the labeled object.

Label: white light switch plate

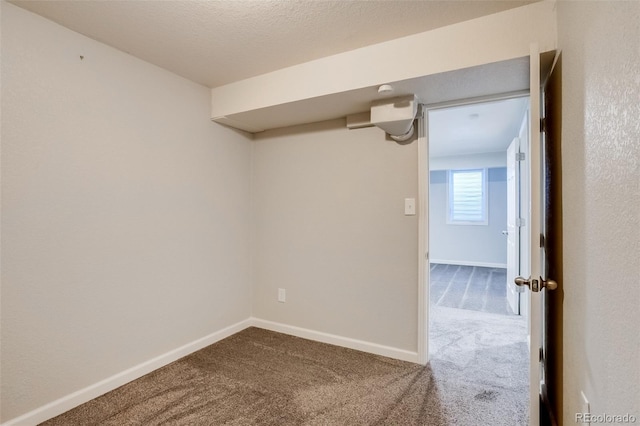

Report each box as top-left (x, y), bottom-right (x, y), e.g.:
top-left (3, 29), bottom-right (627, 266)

top-left (404, 198), bottom-right (416, 215)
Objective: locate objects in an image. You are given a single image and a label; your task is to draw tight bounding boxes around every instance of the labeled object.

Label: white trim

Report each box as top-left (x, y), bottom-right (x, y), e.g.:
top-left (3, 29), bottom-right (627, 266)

top-left (430, 259), bottom-right (507, 269)
top-left (417, 111), bottom-right (429, 365)
top-left (250, 318), bottom-right (418, 363)
top-left (422, 90), bottom-right (530, 112)
top-left (1, 319), bottom-right (253, 426)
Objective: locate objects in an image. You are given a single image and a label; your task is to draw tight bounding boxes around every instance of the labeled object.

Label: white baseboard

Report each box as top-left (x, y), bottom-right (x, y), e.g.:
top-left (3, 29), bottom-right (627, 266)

top-left (2, 319), bottom-right (252, 426)
top-left (430, 259), bottom-right (507, 269)
top-left (249, 317), bottom-right (418, 363)
top-left (4, 317), bottom-right (418, 425)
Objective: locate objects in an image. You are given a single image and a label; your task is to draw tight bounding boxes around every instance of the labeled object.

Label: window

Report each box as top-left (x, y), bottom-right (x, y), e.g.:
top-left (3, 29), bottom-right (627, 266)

top-left (447, 168), bottom-right (488, 225)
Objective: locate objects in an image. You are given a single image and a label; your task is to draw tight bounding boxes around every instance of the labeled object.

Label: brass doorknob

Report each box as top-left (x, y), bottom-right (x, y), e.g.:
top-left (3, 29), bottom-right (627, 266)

top-left (514, 276), bottom-right (530, 288)
top-left (514, 276), bottom-right (557, 291)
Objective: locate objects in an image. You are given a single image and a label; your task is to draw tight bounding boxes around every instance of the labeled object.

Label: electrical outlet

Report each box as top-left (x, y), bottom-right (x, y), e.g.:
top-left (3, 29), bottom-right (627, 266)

top-left (278, 288), bottom-right (286, 303)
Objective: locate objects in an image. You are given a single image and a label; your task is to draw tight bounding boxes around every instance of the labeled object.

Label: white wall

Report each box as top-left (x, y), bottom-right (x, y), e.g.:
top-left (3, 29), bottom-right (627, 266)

top-left (252, 120), bottom-right (418, 352)
top-left (0, 3), bottom-right (253, 422)
top-left (558, 1), bottom-right (640, 423)
top-left (6, 2), bottom-right (640, 424)
top-left (429, 165), bottom-right (507, 267)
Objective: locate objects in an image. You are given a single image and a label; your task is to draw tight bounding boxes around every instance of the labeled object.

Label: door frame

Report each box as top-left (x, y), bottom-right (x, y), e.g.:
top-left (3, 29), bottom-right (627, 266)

top-left (417, 106), bottom-right (429, 365)
top-left (417, 89), bottom-right (532, 366)
top-left (417, 48), bottom-right (558, 426)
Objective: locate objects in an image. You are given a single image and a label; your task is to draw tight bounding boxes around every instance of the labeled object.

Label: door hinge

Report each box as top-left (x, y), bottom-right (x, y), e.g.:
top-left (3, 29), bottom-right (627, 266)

top-left (540, 118), bottom-right (547, 133)
top-left (516, 218), bottom-right (525, 227)
top-left (516, 152), bottom-right (525, 161)
top-left (539, 347), bottom-right (544, 362)
top-left (540, 234), bottom-right (546, 248)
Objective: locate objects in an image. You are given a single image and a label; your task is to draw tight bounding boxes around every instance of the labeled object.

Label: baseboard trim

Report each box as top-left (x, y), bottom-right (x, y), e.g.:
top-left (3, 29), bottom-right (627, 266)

top-left (4, 317), bottom-right (418, 425)
top-left (250, 317), bottom-right (418, 363)
top-left (430, 259), bottom-right (507, 269)
top-left (1, 318), bottom-right (252, 426)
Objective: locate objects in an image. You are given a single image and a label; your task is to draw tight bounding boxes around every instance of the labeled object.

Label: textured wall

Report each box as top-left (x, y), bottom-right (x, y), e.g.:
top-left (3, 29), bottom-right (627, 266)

top-left (558, 1), bottom-right (640, 423)
top-left (430, 167), bottom-right (508, 267)
top-left (252, 120), bottom-right (418, 351)
top-left (1, 3), bottom-right (252, 421)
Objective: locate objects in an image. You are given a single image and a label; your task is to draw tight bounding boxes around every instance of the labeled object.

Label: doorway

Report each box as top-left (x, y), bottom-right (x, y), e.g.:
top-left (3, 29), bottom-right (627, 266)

top-left (424, 95), bottom-right (531, 424)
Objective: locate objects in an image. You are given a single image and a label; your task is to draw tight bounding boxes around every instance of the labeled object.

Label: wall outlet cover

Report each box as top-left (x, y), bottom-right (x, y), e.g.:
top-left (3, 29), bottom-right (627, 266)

top-left (404, 198), bottom-right (416, 216)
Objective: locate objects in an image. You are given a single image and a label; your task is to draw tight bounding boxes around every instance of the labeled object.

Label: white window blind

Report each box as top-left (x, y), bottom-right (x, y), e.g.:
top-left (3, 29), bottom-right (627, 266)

top-left (447, 169), bottom-right (488, 224)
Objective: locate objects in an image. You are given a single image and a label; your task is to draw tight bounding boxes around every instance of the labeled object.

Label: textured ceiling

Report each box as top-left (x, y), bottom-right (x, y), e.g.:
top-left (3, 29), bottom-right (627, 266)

top-left (10, 0), bottom-right (536, 88)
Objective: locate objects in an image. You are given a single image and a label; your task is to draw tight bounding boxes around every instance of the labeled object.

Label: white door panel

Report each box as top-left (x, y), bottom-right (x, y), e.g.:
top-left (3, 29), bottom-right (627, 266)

top-left (506, 137), bottom-right (520, 315)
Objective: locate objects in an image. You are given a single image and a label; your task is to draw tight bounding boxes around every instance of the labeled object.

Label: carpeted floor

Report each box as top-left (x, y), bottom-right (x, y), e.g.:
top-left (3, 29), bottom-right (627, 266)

top-left (430, 263), bottom-right (513, 315)
top-left (42, 311), bottom-right (528, 426)
top-left (429, 306), bottom-right (528, 425)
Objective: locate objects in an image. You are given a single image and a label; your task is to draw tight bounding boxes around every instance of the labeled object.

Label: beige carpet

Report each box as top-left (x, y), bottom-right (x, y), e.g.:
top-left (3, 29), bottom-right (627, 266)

top-left (42, 313), bottom-right (528, 425)
top-left (429, 306), bottom-right (529, 425)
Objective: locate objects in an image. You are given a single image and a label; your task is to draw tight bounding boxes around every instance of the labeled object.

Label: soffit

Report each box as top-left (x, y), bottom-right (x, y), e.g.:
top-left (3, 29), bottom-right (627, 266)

top-left (219, 56), bottom-right (532, 132)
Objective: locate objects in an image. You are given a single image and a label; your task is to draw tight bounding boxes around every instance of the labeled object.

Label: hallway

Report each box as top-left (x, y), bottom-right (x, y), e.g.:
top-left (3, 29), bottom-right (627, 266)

top-left (430, 263), bottom-right (513, 315)
top-left (429, 263), bottom-right (528, 424)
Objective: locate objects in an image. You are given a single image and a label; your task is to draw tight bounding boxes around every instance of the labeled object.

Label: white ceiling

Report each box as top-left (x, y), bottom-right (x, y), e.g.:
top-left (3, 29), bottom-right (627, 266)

top-left (428, 96), bottom-right (529, 158)
top-left (10, 0), bottom-right (536, 88)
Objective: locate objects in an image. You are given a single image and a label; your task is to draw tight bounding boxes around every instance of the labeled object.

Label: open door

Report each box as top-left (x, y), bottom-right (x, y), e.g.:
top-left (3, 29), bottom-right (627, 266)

top-left (540, 49), bottom-right (563, 426)
top-left (515, 44), bottom-right (560, 426)
top-left (506, 136), bottom-right (521, 315)
top-left (418, 47), bottom-right (560, 423)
